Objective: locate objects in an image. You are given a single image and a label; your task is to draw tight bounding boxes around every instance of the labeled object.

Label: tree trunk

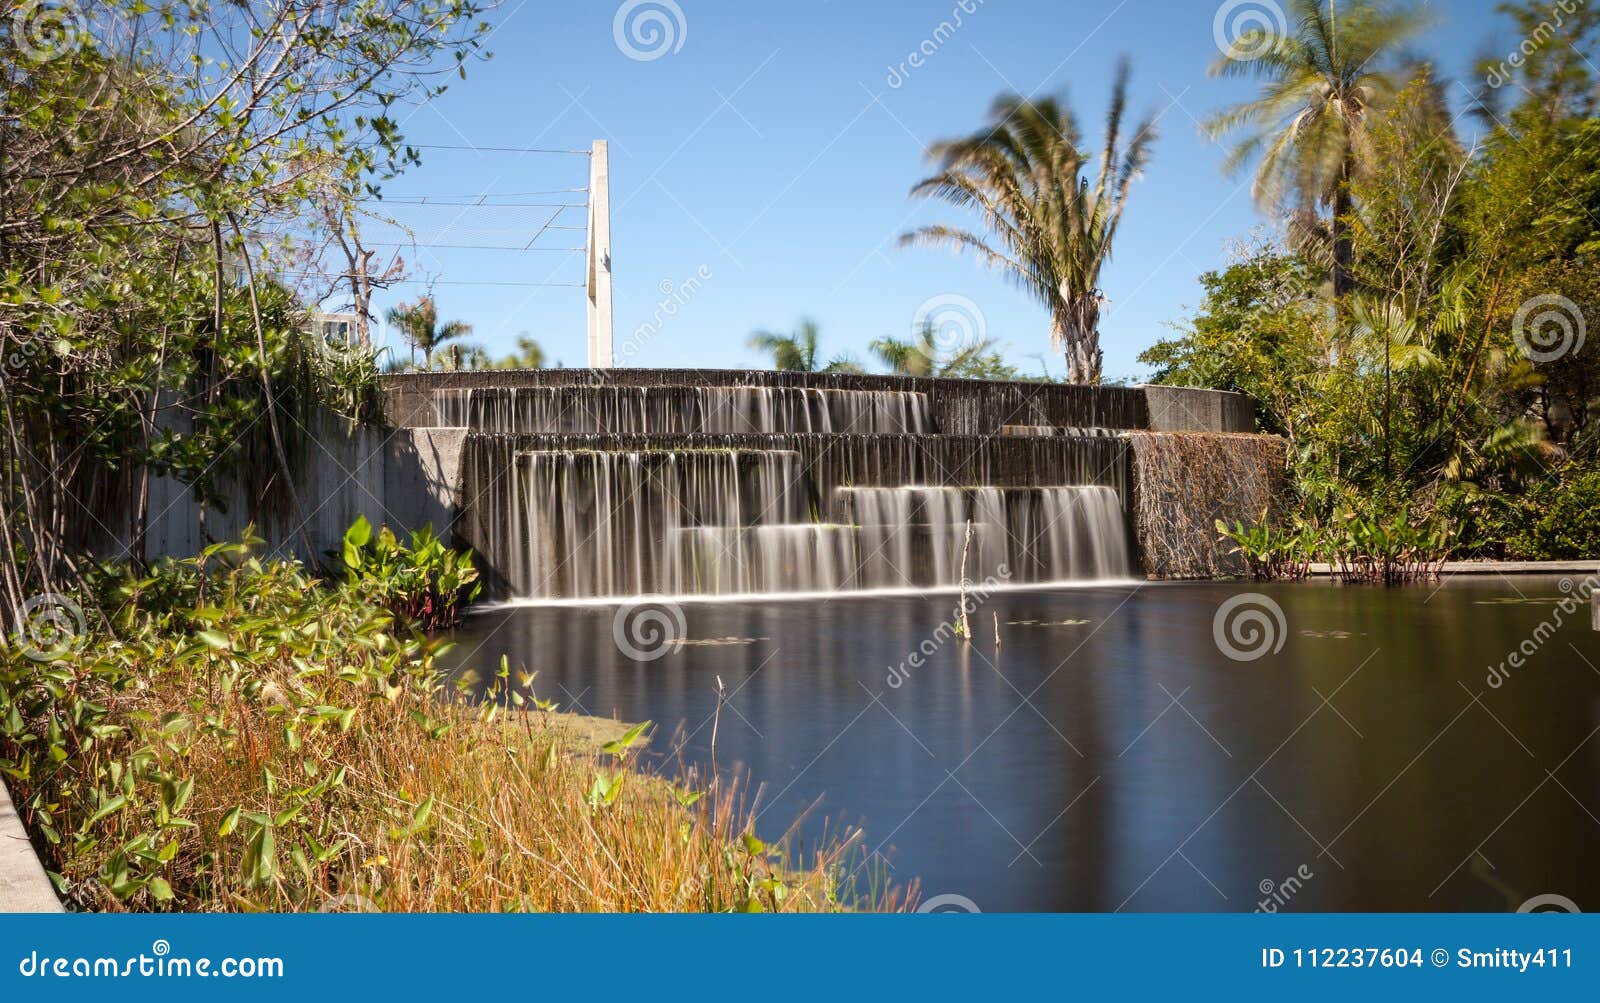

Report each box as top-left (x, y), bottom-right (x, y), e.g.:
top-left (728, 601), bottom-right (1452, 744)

top-left (1332, 158), bottom-right (1355, 298)
top-left (1055, 298), bottom-right (1104, 385)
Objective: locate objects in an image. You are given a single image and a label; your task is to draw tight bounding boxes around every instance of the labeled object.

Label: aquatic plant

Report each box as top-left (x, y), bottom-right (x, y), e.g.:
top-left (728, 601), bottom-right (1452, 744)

top-left (1215, 516), bottom-right (1318, 581)
top-left (339, 517), bottom-right (480, 630)
top-left (1217, 505), bottom-right (1452, 584)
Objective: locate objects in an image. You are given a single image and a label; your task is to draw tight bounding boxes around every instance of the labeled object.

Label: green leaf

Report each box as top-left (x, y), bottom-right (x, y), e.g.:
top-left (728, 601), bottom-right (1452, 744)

top-left (344, 514), bottom-right (372, 549)
top-left (195, 630), bottom-right (231, 651)
top-left (148, 876), bottom-right (174, 902)
top-left (601, 720), bottom-right (651, 756)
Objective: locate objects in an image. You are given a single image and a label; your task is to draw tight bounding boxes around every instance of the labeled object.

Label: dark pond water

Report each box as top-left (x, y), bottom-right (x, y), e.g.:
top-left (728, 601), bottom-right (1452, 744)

top-left (441, 577), bottom-right (1600, 912)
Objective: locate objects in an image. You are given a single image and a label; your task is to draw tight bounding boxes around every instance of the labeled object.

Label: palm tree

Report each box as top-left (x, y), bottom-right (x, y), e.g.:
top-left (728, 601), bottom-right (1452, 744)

top-left (496, 334), bottom-right (546, 370)
top-left (900, 60), bottom-right (1156, 384)
top-left (870, 321), bottom-right (997, 377)
top-left (747, 319), bottom-right (864, 373)
top-left (384, 295), bottom-right (472, 369)
top-left (1205, 0), bottom-right (1427, 296)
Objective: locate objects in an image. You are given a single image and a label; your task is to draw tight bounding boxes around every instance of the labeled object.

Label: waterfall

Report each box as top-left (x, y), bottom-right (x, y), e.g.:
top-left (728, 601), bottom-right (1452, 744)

top-left (475, 448), bottom-right (830, 597)
top-left (437, 377), bottom-right (1141, 600)
top-left (434, 386), bottom-right (933, 435)
top-left (841, 486), bottom-right (1131, 588)
top-left (457, 435), bottom-right (1135, 600)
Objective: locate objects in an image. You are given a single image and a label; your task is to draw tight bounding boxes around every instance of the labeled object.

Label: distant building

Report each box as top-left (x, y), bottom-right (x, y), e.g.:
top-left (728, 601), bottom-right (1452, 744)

top-left (313, 312), bottom-right (361, 345)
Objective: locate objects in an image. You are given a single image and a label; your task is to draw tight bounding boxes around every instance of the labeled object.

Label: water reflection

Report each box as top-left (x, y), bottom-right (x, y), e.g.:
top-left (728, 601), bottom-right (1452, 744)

top-left (441, 577), bottom-right (1600, 912)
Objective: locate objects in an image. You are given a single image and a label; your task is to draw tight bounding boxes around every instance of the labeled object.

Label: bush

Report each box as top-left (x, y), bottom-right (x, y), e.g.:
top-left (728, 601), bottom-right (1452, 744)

top-left (1510, 466), bottom-right (1600, 559)
top-left (339, 517), bottom-right (480, 630)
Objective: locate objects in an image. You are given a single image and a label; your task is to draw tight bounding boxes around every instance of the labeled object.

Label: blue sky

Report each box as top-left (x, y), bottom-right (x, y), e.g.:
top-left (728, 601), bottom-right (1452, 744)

top-left (355, 0), bottom-right (1507, 380)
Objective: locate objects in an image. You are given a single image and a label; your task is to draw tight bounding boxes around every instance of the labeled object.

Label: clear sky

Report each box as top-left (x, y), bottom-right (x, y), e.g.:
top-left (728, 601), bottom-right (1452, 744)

top-left (353, 0), bottom-right (1508, 381)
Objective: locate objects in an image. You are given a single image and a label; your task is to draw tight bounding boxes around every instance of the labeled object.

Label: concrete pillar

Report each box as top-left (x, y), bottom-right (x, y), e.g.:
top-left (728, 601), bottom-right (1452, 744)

top-left (586, 139), bottom-right (613, 368)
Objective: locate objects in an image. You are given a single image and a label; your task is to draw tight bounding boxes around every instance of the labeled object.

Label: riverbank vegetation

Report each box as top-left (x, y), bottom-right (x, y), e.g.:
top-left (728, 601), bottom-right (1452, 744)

top-left (0, 1), bottom-right (891, 912)
top-left (1144, 0), bottom-right (1600, 565)
top-left (0, 539), bottom-right (890, 912)
top-left (0, 0), bottom-right (496, 612)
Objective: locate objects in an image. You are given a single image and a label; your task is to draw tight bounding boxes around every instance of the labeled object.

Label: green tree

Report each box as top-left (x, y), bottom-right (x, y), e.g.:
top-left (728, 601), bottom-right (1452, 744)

top-left (1206, 0), bottom-right (1427, 296)
top-left (386, 296), bottom-right (474, 369)
top-left (0, 0), bottom-right (490, 610)
top-left (900, 61), bottom-right (1157, 384)
top-left (747, 319), bottom-right (863, 373)
top-left (498, 334), bottom-right (547, 370)
top-left (870, 322), bottom-right (1000, 378)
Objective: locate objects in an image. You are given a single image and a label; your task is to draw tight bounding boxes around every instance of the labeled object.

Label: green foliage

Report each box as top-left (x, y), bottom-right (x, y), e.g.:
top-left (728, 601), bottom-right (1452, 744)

top-left (0, 0), bottom-right (491, 614)
top-left (2, 540), bottom-right (874, 912)
top-left (385, 295), bottom-right (474, 369)
top-left (1508, 465), bottom-right (1600, 560)
top-left (869, 321), bottom-right (1008, 379)
top-left (425, 334), bottom-right (550, 373)
top-left (748, 319), bottom-right (863, 373)
top-left (1215, 517), bottom-right (1319, 581)
top-left (1, 547), bottom-right (408, 909)
top-left (900, 61), bottom-right (1157, 383)
top-left (1218, 501), bottom-right (1452, 585)
top-left (1147, 33), bottom-right (1600, 552)
top-left (339, 517), bottom-right (480, 631)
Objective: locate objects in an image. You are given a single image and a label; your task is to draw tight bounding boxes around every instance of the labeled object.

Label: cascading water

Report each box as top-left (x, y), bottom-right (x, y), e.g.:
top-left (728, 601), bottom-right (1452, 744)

top-left (841, 486), bottom-right (1130, 588)
top-left (454, 419), bottom-right (1139, 601)
top-left (435, 385), bottom-right (933, 435)
top-left (478, 448), bottom-right (857, 597)
top-left (448, 382), bottom-right (1137, 600)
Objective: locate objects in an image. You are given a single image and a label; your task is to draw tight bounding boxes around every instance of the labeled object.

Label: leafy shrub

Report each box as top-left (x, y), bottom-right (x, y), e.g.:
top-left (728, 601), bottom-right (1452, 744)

top-left (1509, 466), bottom-right (1600, 560)
top-left (1218, 502), bottom-right (1452, 584)
top-left (1215, 517), bottom-right (1319, 580)
top-left (339, 517), bottom-right (480, 630)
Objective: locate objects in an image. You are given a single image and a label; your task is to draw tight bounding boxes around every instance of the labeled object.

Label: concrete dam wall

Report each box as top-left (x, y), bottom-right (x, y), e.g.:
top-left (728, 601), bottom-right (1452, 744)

top-left (120, 370), bottom-right (1284, 590)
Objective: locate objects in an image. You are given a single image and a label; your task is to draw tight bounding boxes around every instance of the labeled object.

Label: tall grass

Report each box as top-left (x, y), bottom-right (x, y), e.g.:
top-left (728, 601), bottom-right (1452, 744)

top-left (0, 545), bottom-right (903, 912)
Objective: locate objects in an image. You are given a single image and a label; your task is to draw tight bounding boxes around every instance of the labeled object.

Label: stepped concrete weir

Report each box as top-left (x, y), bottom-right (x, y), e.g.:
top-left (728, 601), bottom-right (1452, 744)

top-left (378, 370), bottom-right (1283, 599)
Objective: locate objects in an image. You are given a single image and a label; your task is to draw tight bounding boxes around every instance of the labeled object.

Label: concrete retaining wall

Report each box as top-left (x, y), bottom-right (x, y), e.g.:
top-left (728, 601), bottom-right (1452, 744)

top-left (112, 373), bottom-right (1262, 572)
top-left (1139, 385), bottom-right (1256, 433)
top-left (107, 423), bottom-right (467, 566)
top-left (0, 782), bottom-right (60, 912)
top-left (379, 370), bottom-right (1254, 436)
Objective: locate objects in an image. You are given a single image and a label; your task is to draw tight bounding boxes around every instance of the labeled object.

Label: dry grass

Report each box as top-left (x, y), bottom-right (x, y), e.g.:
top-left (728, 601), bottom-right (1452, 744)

top-left (0, 558), bottom-right (903, 913)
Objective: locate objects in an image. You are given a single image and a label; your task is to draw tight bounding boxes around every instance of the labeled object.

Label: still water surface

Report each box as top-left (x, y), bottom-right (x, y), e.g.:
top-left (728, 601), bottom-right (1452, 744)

top-left (443, 578), bottom-right (1600, 912)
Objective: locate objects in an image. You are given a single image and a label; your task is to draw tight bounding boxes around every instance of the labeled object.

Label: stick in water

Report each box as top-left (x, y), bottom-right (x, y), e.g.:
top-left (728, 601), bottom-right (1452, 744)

top-left (958, 518), bottom-right (973, 640)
